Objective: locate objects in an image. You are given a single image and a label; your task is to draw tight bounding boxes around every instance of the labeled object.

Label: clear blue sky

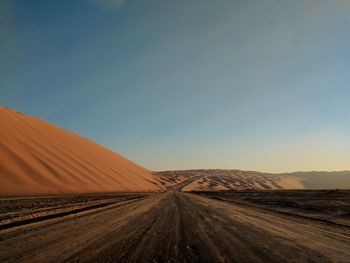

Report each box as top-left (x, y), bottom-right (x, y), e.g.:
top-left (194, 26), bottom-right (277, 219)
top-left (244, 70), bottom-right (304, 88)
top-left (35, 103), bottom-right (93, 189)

top-left (1, 0), bottom-right (349, 172)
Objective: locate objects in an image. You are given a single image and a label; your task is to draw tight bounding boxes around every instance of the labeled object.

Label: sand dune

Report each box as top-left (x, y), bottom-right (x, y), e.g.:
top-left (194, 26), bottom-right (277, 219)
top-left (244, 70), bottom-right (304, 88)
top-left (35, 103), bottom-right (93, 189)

top-left (157, 169), bottom-right (350, 191)
top-left (157, 170), bottom-right (304, 191)
top-left (0, 107), bottom-right (165, 195)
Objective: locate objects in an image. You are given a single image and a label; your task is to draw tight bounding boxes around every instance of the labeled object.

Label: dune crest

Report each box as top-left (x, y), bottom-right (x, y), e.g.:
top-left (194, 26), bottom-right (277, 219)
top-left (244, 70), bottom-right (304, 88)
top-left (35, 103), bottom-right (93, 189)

top-left (157, 170), bottom-right (305, 191)
top-left (0, 107), bottom-right (165, 195)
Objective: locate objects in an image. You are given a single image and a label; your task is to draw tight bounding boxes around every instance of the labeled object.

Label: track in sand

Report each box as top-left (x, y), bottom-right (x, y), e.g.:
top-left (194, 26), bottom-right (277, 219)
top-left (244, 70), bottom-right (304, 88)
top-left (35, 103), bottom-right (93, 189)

top-left (1, 189), bottom-right (350, 263)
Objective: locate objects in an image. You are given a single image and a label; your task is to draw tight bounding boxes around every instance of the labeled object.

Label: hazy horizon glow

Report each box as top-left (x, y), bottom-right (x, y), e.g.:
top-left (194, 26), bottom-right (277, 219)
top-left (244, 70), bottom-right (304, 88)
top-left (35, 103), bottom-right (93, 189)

top-left (1, 0), bottom-right (349, 172)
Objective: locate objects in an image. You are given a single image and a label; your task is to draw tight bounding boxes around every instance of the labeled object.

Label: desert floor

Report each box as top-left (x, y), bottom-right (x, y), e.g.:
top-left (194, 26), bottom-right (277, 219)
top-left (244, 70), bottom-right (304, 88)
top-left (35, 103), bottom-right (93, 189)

top-left (1, 190), bottom-right (350, 263)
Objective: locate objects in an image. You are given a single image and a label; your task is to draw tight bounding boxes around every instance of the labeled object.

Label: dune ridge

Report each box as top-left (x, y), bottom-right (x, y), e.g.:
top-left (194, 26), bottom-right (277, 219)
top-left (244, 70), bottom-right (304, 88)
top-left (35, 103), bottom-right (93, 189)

top-left (157, 170), bottom-right (304, 191)
top-left (157, 169), bottom-right (350, 191)
top-left (0, 107), bottom-right (165, 195)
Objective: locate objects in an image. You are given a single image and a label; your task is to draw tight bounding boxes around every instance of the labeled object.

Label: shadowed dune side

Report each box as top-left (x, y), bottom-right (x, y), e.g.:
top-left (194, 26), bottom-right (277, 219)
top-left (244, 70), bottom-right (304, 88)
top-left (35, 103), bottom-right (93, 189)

top-left (0, 107), bottom-right (165, 196)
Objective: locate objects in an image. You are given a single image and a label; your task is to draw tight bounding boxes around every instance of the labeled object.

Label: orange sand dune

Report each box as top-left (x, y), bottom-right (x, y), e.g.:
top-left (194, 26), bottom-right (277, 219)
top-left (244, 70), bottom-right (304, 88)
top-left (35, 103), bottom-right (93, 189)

top-left (0, 107), bottom-right (165, 195)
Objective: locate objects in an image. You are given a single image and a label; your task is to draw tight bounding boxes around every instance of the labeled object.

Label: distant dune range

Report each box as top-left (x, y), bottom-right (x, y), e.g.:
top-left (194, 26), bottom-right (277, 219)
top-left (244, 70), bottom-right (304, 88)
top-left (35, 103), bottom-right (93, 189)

top-left (1, 107), bottom-right (349, 196)
top-left (0, 107), bottom-right (165, 195)
top-left (156, 170), bottom-right (350, 191)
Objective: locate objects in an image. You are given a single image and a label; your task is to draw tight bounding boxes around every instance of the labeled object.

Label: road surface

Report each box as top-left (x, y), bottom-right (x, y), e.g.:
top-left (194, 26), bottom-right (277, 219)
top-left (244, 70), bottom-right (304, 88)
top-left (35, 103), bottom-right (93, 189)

top-left (1, 191), bottom-right (350, 262)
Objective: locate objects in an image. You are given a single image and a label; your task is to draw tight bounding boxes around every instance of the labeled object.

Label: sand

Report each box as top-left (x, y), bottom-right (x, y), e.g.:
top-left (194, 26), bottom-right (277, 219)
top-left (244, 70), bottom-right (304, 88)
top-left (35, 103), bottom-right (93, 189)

top-left (158, 170), bottom-right (305, 191)
top-left (0, 107), bottom-right (165, 195)
top-left (1, 191), bottom-right (350, 262)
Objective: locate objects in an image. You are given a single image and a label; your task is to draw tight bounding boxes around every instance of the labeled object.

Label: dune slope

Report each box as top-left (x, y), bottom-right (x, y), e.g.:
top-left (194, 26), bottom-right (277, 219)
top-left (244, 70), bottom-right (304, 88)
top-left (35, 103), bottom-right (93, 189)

top-left (157, 170), bottom-right (304, 191)
top-left (0, 107), bottom-right (165, 195)
top-left (157, 169), bottom-right (350, 191)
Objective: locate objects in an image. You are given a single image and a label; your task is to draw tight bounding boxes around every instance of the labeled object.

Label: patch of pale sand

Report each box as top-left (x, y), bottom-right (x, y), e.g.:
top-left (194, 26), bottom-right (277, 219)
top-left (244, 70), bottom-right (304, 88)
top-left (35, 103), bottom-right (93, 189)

top-left (182, 176), bottom-right (230, 192)
top-left (253, 181), bottom-right (264, 189)
top-left (0, 107), bottom-right (165, 196)
top-left (182, 177), bottom-right (206, 192)
top-left (211, 184), bottom-right (230, 191)
top-left (275, 176), bottom-right (304, 189)
top-left (263, 180), bottom-right (277, 189)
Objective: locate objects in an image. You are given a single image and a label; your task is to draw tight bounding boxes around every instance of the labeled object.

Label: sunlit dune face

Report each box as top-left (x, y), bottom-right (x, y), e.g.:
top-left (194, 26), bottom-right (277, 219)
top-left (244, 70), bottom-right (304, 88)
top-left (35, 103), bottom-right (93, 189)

top-left (0, 107), bottom-right (165, 195)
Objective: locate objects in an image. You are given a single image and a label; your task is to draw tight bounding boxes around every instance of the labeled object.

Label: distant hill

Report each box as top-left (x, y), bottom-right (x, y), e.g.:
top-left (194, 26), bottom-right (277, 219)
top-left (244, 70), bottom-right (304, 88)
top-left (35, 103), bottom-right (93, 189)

top-left (156, 169), bottom-right (350, 191)
top-left (279, 171), bottom-right (350, 189)
top-left (0, 107), bottom-right (165, 196)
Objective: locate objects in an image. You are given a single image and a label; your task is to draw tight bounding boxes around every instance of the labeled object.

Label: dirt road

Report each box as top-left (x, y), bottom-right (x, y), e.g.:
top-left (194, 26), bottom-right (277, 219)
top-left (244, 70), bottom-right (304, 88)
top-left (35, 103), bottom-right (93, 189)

top-left (1, 191), bottom-right (350, 262)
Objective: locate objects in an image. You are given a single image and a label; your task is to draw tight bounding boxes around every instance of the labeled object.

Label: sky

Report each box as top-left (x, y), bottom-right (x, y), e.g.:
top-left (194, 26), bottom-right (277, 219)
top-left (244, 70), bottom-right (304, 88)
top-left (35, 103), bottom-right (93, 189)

top-left (0, 0), bottom-right (349, 172)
